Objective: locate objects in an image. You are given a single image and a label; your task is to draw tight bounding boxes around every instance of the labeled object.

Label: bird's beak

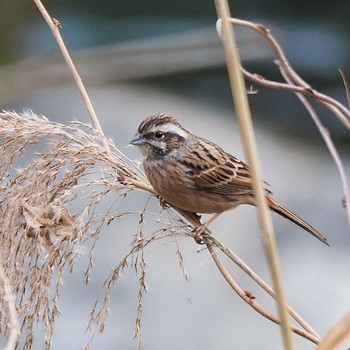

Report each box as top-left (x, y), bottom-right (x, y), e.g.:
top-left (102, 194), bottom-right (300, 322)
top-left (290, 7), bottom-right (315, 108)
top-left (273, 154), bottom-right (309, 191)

top-left (130, 133), bottom-right (146, 146)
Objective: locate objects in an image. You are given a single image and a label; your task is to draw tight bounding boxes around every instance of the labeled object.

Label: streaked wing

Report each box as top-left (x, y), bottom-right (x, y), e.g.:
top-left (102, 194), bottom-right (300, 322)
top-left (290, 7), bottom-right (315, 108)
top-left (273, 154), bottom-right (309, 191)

top-left (182, 138), bottom-right (254, 196)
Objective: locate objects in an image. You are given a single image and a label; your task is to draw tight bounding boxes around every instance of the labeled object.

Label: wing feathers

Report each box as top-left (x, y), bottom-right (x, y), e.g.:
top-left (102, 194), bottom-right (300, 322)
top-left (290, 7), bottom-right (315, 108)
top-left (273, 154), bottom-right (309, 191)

top-left (181, 139), bottom-right (256, 196)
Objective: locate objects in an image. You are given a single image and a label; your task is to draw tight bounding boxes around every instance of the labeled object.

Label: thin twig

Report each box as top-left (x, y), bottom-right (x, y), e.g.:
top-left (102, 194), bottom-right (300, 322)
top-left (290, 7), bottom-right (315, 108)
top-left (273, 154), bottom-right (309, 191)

top-left (205, 239), bottom-right (320, 344)
top-left (206, 234), bottom-right (320, 338)
top-left (32, 0), bottom-right (110, 151)
top-left (279, 65), bottom-right (350, 231)
top-left (226, 18), bottom-right (350, 130)
top-left (182, 206), bottom-right (321, 342)
top-left (339, 69), bottom-right (350, 108)
top-left (178, 209), bottom-right (321, 342)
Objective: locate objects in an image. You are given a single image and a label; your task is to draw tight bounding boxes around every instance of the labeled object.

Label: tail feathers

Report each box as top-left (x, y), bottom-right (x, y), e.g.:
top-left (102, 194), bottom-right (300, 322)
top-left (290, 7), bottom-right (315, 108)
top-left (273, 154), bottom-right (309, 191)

top-left (267, 197), bottom-right (329, 246)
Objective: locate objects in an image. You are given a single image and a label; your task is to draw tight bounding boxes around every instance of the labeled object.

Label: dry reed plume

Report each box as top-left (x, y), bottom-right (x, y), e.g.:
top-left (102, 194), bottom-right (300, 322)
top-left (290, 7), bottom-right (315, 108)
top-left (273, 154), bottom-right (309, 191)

top-left (0, 110), bottom-right (180, 348)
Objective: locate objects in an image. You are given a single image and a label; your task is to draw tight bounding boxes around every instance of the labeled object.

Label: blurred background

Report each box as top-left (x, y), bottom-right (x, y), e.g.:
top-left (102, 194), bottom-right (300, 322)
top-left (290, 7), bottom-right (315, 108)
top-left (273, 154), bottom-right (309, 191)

top-left (1, 1), bottom-right (350, 349)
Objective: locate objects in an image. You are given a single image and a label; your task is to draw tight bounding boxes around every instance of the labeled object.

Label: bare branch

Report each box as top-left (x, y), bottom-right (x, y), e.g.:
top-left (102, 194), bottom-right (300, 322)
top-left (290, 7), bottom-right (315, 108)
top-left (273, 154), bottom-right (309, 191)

top-left (220, 18), bottom-right (350, 130)
top-left (32, 0), bottom-right (109, 150)
top-left (279, 66), bottom-right (350, 230)
top-left (205, 237), bottom-right (320, 344)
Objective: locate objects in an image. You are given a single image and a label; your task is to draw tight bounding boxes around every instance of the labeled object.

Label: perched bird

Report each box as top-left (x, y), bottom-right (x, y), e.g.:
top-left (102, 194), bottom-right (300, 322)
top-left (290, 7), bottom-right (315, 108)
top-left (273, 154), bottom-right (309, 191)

top-left (130, 112), bottom-right (328, 245)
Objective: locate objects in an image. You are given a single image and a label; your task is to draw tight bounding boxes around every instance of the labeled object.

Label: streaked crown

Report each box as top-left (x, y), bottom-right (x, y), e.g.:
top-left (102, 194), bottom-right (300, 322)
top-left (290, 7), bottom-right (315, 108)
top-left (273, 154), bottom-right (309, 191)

top-left (138, 113), bottom-right (188, 138)
top-left (133, 113), bottom-right (189, 158)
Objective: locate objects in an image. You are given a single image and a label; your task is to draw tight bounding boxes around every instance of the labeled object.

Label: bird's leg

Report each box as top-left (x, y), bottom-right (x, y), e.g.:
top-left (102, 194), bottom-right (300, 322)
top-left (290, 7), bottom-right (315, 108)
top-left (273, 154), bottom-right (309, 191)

top-left (193, 212), bottom-right (222, 243)
top-left (156, 195), bottom-right (168, 209)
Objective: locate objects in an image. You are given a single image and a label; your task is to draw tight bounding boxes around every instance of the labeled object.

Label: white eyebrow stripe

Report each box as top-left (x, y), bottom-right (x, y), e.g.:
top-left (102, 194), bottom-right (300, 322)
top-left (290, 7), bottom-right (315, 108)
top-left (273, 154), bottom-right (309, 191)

top-left (159, 124), bottom-right (188, 139)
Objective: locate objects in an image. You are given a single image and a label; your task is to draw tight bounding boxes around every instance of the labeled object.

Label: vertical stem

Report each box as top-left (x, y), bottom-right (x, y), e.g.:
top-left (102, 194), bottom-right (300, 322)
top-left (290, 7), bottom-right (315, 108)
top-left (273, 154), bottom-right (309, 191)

top-left (32, 0), bottom-right (110, 152)
top-left (214, 1), bottom-right (294, 349)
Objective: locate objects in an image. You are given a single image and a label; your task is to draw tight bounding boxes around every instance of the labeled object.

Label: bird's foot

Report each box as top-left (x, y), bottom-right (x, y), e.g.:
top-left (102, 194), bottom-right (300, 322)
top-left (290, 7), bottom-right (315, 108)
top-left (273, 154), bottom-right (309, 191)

top-left (156, 195), bottom-right (168, 209)
top-left (192, 224), bottom-right (209, 244)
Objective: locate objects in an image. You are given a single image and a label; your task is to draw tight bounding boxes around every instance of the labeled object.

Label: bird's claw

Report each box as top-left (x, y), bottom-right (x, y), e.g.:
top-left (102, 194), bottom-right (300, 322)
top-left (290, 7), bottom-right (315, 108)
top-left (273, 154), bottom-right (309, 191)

top-left (192, 225), bottom-right (207, 244)
top-left (156, 195), bottom-right (168, 208)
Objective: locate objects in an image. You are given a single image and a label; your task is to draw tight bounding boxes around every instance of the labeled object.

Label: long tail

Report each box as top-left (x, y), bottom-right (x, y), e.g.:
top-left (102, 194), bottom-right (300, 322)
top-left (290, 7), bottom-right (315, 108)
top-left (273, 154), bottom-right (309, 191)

top-left (267, 196), bottom-right (329, 246)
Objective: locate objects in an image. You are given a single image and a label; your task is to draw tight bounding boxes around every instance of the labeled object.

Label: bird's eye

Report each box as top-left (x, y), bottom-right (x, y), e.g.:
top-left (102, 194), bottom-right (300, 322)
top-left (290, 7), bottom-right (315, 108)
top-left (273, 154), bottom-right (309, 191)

top-left (154, 131), bottom-right (164, 140)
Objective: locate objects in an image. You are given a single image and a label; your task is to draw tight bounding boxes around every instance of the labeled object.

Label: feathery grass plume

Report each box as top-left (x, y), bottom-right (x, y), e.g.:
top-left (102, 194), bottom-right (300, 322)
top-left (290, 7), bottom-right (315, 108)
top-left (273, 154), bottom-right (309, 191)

top-left (0, 110), bottom-right (190, 349)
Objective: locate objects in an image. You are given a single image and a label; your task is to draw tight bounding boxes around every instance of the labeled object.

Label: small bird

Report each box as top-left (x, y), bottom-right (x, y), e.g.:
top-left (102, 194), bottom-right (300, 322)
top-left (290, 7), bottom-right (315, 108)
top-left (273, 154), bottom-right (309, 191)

top-left (130, 112), bottom-right (328, 245)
